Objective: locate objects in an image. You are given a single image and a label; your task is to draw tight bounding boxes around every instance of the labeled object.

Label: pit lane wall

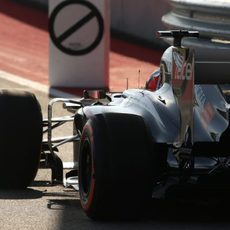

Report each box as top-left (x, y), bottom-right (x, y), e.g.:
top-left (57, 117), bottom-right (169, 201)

top-left (110, 0), bottom-right (170, 46)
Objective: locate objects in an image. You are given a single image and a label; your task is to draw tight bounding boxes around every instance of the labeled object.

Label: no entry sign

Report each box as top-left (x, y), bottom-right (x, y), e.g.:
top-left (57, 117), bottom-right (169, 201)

top-left (49, 0), bottom-right (104, 56)
top-left (49, 0), bottom-right (109, 89)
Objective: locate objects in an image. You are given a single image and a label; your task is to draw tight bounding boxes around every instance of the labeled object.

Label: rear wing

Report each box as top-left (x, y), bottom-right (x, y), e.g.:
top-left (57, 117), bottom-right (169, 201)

top-left (195, 47), bottom-right (230, 84)
top-left (158, 30), bottom-right (230, 84)
top-left (196, 61), bottom-right (230, 84)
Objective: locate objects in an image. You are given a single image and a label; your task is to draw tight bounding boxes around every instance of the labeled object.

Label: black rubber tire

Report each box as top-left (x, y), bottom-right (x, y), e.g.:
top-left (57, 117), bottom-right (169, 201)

top-left (79, 113), bottom-right (154, 220)
top-left (0, 90), bottom-right (43, 188)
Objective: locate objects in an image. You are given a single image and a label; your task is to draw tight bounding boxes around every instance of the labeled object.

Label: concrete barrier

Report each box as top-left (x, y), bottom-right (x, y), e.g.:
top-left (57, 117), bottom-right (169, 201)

top-left (110, 0), bottom-right (171, 46)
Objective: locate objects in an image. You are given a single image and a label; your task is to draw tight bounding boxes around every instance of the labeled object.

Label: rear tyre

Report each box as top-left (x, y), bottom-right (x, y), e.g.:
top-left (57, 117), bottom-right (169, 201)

top-left (0, 90), bottom-right (43, 188)
top-left (79, 114), bottom-right (154, 220)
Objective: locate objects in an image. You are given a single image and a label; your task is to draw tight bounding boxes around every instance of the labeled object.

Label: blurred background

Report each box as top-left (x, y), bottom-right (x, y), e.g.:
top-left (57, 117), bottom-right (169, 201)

top-left (1, 0), bottom-right (230, 92)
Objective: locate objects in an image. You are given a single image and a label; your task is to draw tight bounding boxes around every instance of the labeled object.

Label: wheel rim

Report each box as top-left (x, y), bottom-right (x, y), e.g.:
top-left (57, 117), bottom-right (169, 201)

top-left (81, 138), bottom-right (92, 198)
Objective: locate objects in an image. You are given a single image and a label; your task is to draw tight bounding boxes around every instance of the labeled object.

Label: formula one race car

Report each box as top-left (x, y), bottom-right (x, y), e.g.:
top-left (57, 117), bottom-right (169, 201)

top-left (0, 30), bottom-right (230, 220)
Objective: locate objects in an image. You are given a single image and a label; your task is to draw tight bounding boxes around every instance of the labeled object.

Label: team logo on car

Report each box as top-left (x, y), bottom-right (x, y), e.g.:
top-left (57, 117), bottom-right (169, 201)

top-left (173, 50), bottom-right (184, 73)
top-left (173, 49), bottom-right (193, 81)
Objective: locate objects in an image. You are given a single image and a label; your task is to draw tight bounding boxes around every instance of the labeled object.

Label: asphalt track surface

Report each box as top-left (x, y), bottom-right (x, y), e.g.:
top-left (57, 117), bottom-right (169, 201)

top-left (1, 1), bottom-right (230, 230)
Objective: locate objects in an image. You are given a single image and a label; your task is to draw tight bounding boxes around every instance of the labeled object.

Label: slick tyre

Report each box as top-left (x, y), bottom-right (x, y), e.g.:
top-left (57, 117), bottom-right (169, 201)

top-left (0, 90), bottom-right (43, 188)
top-left (79, 114), bottom-right (153, 220)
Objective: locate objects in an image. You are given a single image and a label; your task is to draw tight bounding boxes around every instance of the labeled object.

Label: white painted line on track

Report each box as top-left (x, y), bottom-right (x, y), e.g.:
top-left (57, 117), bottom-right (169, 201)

top-left (0, 70), bottom-right (79, 98)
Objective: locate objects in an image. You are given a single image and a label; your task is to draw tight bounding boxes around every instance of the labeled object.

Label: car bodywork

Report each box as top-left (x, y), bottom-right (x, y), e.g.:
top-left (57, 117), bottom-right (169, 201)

top-left (72, 31), bottom-right (230, 167)
top-left (36, 30), bottom-right (230, 219)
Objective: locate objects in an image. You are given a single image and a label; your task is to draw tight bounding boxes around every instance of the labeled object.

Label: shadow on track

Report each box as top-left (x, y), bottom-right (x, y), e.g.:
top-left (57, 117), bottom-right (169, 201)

top-left (0, 188), bottom-right (43, 199)
top-left (45, 187), bottom-right (230, 230)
